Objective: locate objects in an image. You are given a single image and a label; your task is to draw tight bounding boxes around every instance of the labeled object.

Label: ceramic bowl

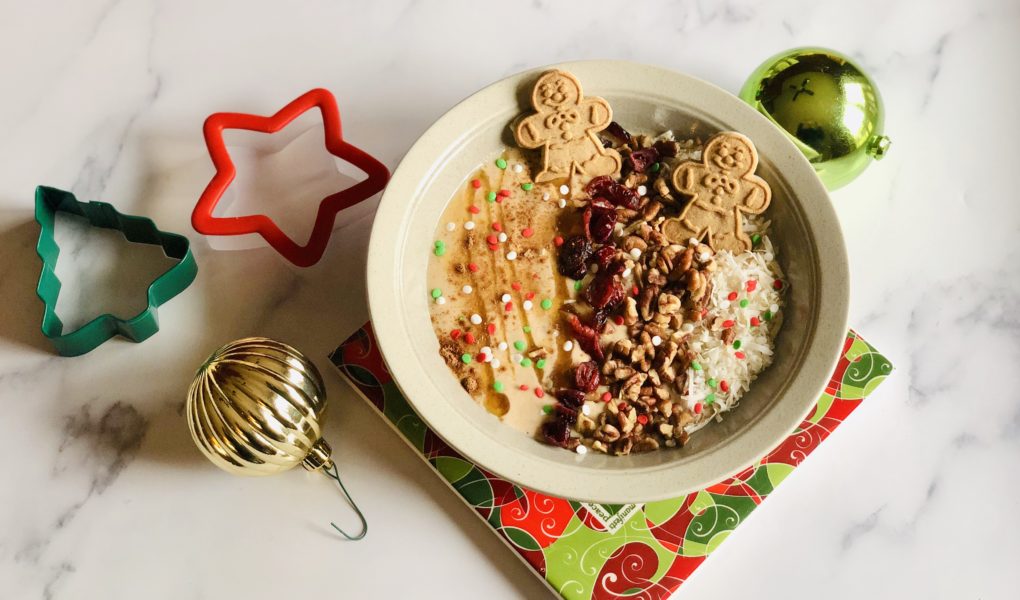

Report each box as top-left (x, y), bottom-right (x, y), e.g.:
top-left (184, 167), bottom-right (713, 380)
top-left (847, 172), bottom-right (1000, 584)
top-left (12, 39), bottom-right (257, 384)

top-left (366, 60), bottom-right (848, 503)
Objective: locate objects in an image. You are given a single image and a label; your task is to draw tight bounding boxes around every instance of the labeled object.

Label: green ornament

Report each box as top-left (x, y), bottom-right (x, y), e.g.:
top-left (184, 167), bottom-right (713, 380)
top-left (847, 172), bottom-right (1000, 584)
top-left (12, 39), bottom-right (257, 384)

top-left (740, 47), bottom-right (891, 190)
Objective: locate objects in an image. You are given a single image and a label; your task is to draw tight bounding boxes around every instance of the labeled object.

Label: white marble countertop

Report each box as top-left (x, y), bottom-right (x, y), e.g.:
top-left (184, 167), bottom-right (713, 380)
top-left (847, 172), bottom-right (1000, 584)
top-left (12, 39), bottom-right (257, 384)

top-left (2, 1), bottom-right (1017, 598)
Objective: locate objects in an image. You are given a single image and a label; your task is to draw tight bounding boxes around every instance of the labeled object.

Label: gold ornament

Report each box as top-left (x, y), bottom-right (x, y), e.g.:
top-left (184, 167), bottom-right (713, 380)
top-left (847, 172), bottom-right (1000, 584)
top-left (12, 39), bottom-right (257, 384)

top-left (187, 337), bottom-right (366, 539)
top-left (740, 47), bottom-right (891, 190)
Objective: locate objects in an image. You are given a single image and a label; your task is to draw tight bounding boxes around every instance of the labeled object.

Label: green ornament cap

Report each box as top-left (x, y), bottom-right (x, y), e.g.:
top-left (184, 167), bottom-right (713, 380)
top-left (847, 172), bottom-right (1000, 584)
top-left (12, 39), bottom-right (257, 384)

top-left (740, 47), bottom-right (891, 190)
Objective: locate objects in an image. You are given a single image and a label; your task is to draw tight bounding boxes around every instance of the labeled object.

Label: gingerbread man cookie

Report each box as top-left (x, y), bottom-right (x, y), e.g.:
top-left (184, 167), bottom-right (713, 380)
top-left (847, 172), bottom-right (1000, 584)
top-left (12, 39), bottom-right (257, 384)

top-left (662, 132), bottom-right (772, 253)
top-left (514, 70), bottom-right (621, 184)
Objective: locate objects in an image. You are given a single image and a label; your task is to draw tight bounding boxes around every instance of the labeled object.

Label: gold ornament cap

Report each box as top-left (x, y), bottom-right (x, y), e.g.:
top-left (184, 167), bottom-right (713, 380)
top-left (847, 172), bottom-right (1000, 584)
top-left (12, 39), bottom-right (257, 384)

top-left (740, 47), bottom-right (891, 190)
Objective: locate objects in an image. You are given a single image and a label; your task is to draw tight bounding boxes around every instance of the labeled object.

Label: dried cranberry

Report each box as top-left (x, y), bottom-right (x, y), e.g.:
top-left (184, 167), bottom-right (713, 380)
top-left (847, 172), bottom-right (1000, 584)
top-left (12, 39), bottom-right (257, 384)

top-left (594, 245), bottom-right (617, 269)
top-left (605, 121), bottom-right (633, 146)
top-left (585, 176), bottom-right (639, 210)
top-left (555, 403), bottom-right (578, 425)
top-left (574, 361), bottom-right (601, 392)
top-left (557, 236), bottom-right (592, 279)
top-left (585, 274), bottom-right (624, 310)
top-left (602, 258), bottom-right (626, 277)
top-left (556, 389), bottom-right (586, 408)
top-left (565, 313), bottom-right (605, 362)
top-left (590, 308), bottom-right (609, 333)
top-left (583, 199), bottom-right (617, 244)
top-left (627, 147), bottom-right (660, 173)
top-left (541, 419), bottom-right (571, 447)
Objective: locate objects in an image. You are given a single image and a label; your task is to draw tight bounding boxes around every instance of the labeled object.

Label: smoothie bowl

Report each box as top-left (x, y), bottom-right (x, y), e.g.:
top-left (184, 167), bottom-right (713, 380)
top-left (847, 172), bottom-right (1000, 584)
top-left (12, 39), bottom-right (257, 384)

top-left (366, 61), bottom-right (848, 503)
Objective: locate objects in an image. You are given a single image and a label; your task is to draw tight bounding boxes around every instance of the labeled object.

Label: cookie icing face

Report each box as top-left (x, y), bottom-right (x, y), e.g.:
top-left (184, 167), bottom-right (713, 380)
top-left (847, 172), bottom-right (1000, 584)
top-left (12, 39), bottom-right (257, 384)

top-left (536, 73), bottom-right (580, 108)
top-left (708, 136), bottom-right (755, 175)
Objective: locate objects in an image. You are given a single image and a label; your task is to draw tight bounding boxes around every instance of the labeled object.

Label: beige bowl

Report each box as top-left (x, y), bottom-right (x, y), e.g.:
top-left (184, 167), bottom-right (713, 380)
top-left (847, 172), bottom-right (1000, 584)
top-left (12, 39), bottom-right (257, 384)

top-left (366, 61), bottom-right (848, 503)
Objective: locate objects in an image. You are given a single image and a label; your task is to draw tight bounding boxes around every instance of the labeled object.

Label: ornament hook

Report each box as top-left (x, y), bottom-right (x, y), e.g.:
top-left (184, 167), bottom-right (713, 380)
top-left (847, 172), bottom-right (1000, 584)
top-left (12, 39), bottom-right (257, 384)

top-left (323, 461), bottom-right (368, 541)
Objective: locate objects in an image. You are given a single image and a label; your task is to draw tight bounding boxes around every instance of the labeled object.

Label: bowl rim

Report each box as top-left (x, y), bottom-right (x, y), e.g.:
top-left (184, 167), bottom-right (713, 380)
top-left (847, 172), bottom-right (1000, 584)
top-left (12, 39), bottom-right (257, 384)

top-left (366, 59), bottom-right (849, 503)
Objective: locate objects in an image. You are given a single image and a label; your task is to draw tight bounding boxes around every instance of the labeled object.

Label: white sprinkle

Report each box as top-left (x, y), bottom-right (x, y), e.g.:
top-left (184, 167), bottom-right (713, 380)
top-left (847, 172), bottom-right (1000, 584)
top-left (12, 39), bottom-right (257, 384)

top-left (498, 232), bottom-right (508, 243)
top-left (481, 346), bottom-right (492, 355)
top-left (446, 222), bottom-right (456, 231)
top-left (681, 323), bottom-right (695, 333)
top-left (770, 303), bottom-right (779, 313)
top-left (688, 237), bottom-right (700, 245)
top-left (501, 293), bottom-right (512, 303)
top-left (629, 248), bottom-right (642, 259)
top-left (637, 185), bottom-right (647, 196)
top-left (559, 184), bottom-right (570, 195)
top-left (575, 444), bottom-right (588, 455)
top-left (513, 163), bottom-right (523, 173)
top-left (512, 353), bottom-right (523, 363)
top-left (542, 192), bottom-right (551, 201)
top-left (462, 285), bottom-right (473, 294)
top-left (470, 313), bottom-right (482, 325)
top-left (464, 221), bottom-right (476, 230)
top-left (581, 404), bottom-right (591, 416)
top-left (506, 250), bottom-right (517, 261)
top-left (563, 340), bottom-right (574, 352)
top-left (558, 199), bottom-right (567, 209)
top-left (523, 300), bottom-right (533, 311)
top-left (651, 335), bottom-right (662, 347)
top-left (435, 296), bottom-right (446, 305)
top-left (622, 268), bottom-right (632, 278)
top-left (498, 341), bottom-right (509, 351)
top-left (720, 300), bottom-right (731, 309)
top-left (490, 358), bottom-right (501, 369)
top-left (764, 252), bottom-right (775, 261)
top-left (698, 252), bottom-right (710, 262)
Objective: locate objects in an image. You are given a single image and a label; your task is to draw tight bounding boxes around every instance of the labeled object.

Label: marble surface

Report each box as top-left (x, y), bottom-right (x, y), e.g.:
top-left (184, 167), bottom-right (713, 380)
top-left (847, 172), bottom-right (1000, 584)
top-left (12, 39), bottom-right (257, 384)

top-left (1, 1), bottom-right (1017, 598)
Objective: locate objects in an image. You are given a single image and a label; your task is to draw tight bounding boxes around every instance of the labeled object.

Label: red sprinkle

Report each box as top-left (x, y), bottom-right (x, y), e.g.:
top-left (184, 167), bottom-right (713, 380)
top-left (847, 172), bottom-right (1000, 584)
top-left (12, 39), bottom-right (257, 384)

top-left (468, 262), bottom-right (479, 272)
top-left (632, 285), bottom-right (640, 296)
top-left (492, 222), bottom-right (503, 232)
top-left (495, 196), bottom-right (503, 203)
top-left (734, 351), bottom-right (746, 360)
top-left (525, 291), bottom-right (536, 300)
top-left (486, 323), bottom-right (496, 335)
top-left (613, 315), bottom-right (625, 325)
top-left (722, 319), bottom-right (735, 329)
top-left (504, 302), bottom-right (513, 312)
top-left (727, 291), bottom-right (738, 301)
top-left (475, 352), bottom-right (486, 362)
top-left (554, 236), bottom-right (564, 247)
top-left (693, 402), bottom-right (703, 414)
top-left (750, 316), bottom-right (761, 327)
top-left (746, 279), bottom-right (758, 292)
top-left (488, 244), bottom-right (499, 252)
top-left (701, 308), bottom-right (708, 317)
top-left (720, 380), bottom-right (730, 392)
top-left (464, 332), bottom-right (476, 344)
top-left (450, 329), bottom-right (462, 340)
top-left (471, 179), bottom-right (481, 189)
top-left (498, 188), bottom-right (510, 197)
top-left (636, 414), bottom-right (649, 425)
top-left (486, 234), bottom-right (498, 245)
top-left (511, 281), bottom-right (522, 291)
top-left (618, 402), bottom-right (629, 412)
top-left (519, 384), bottom-right (529, 391)
top-left (468, 205), bottom-right (480, 214)
top-left (601, 391), bottom-right (612, 403)
top-left (522, 227), bottom-right (534, 238)
top-left (773, 279), bottom-right (783, 290)
top-left (534, 388), bottom-right (545, 399)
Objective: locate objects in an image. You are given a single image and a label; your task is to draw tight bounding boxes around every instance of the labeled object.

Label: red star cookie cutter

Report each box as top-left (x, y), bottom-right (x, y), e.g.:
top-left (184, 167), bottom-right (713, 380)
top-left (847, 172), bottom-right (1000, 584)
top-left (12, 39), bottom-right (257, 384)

top-left (194, 88), bottom-right (389, 267)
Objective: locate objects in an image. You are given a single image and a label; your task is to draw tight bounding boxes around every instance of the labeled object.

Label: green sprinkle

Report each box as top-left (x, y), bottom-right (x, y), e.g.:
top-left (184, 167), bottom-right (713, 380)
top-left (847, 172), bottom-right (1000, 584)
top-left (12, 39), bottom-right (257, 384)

top-left (707, 378), bottom-right (717, 389)
top-left (705, 393), bottom-right (716, 405)
top-left (691, 361), bottom-right (703, 371)
top-left (495, 158), bottom-right (507, 169)
top-left (739, 298), bottom-right (749, 308)
top-left (540, 298), bottom-right (553, 310)
top-left (536, 359), bottom-right (547, 369)
top-left (521, 182), bottom-right (534, 191)
top-left (751, 233), bottom-right (762, 246)
top-left (513, 340), bottom-right (526, 351)
top-left (574, 280), bottom-right (583, 291)
top-left (523, 326), bottom-right (532, 334)
top-left (461, 353), bottom-right (472, 364)
top-left (520, 358), bottom-right (533, 368)
top-left (431, 288), bottom-right (442, 299)
top-left (542, 404), bottom-right (553, 415)
top-left (486, 191), bottom-right (497, 202)
top-left (650, 162), bottom-right (661, 173)
top-left (763, 310), bottom-right (773, 321)
top-left (433, 240), bottom-right (446, 256)
top-left (493, 381), bottom-right (505, 393)
top-left (733, 340), bottom-right (742, 350)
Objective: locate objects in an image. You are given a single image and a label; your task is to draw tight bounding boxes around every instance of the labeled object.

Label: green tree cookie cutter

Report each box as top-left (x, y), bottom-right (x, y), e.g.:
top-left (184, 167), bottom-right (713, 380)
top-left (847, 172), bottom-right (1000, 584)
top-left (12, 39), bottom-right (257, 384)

top-left (34, 186), bottom-right (198, 356)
